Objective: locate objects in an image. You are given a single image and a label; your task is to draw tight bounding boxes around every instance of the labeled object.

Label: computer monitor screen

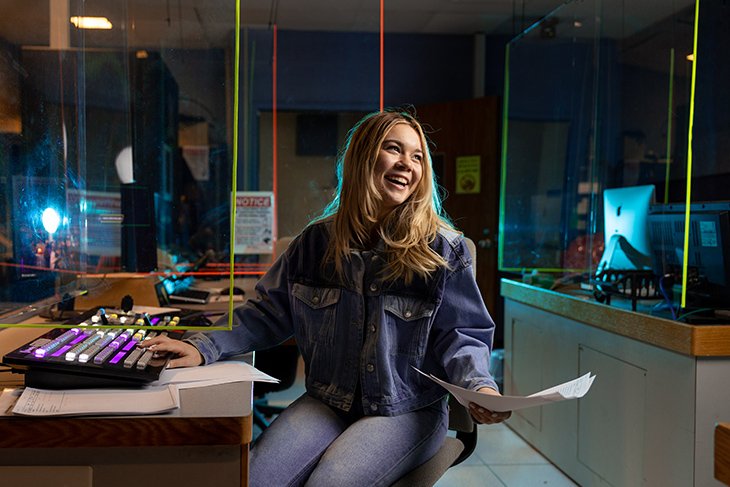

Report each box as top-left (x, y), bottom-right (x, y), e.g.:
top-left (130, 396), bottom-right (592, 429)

top-left (596, 184), bottom-right (656, 273)
top-left (649, 201), bottom-right (730, 308)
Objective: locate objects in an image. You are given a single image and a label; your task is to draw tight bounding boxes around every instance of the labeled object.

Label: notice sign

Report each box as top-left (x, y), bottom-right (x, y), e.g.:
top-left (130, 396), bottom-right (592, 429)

top-left (455, 155), bottom-right (481, 194)
top-left (234, 192), bottom-right (275, 254)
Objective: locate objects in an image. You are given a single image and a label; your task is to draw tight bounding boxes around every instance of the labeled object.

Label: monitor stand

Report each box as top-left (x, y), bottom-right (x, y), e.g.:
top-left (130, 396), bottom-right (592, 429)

top-left (597, 234), bottom-right (652, 273)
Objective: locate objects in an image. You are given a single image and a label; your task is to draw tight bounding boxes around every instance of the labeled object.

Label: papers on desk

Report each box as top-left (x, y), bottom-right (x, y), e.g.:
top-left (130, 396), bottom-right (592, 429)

top-left (5, 362), bottom-right (278, 417)
top-left (415, 368), bottom-right (596, 412)
top-left (150, 361), bottom-right (279, 390)
top-left (11, 385), bottom-right (180, 416)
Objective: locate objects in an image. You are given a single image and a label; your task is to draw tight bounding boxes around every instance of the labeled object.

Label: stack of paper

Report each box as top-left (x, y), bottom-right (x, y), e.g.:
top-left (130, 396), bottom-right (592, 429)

top-left (6, 361), bottom-right (279, 417)
top-left (151, 361), bottom-right (279, 390)
top-left (11, 385), bottom-right (180, 416)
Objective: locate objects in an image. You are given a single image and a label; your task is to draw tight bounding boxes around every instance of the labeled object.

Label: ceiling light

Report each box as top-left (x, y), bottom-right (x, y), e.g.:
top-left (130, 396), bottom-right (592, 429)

top-left (69, 16), bottom-right (113, 30)
top-left (686, 53), bottom-right (694, 62)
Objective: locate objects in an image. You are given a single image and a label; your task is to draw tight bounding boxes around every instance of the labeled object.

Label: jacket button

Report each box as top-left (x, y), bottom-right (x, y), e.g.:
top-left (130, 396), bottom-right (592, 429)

top-left (366, 363), bottom-right (375, 372)
top-left (312, 295), bottom-right (320, 304)
top-left (404, 310), bottom-right (412, 318)
top-left (369, 283), bottom-right (378, 292)
top-left (370, 324), bottom-right (376, 333)
top-left (370, 403), bottom-right (378, 412)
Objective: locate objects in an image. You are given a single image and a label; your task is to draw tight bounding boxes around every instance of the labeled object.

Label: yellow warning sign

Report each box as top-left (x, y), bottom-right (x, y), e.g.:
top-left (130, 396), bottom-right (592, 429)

top-left (455, 155), bottom-right (481, 194)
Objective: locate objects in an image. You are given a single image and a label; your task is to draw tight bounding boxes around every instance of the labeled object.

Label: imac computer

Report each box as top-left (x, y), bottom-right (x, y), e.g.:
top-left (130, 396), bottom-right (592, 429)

top-left (596, 185), bottom-right (656, 273)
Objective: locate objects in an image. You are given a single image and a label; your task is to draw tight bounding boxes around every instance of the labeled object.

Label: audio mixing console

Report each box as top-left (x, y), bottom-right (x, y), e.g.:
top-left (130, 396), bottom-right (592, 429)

top-left (2, 306), bottom-right (210, 389)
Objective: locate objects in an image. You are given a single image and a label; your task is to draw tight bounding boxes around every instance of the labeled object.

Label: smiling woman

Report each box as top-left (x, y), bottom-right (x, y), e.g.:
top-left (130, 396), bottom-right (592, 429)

top-left (141, 108), bottom-right (507, 486)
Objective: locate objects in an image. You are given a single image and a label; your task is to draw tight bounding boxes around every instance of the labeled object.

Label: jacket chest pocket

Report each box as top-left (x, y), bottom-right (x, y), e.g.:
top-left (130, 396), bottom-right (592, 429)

top-left (291, 283), bottom-right (340, 345)
top-left (383, 295), bottom-right (435, 358)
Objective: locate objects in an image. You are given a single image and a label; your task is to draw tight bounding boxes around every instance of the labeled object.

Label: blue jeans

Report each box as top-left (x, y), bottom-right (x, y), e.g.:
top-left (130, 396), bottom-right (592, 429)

top-left (250, 394), bottom-right (448, 487)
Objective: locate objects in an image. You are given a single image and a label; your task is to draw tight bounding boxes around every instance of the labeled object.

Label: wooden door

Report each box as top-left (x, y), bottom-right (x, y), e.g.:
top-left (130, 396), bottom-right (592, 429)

top-left (416, 98), bottom-right (502, 344)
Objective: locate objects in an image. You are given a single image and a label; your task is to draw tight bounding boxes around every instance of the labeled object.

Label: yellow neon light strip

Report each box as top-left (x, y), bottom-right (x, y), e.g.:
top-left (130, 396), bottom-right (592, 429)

top-left (681, 0), bottom-right (700, 309)
top-left (228, 0), bottom-right (241, 328)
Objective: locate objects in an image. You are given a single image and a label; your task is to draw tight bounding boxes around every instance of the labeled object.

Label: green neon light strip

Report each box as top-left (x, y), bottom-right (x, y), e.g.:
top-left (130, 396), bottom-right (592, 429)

top-left (228, 0), bottom-right (241, 328)
top-left (664, 48), bottom-right (674, 204)
top-left (681, 0), bottom-right (701, 309)
top-left (498, 42), bottom-right (511, 272)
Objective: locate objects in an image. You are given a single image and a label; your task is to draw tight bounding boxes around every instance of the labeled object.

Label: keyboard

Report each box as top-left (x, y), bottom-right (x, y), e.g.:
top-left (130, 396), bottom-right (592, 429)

top-left (167, 288), bottom-right (211, 304)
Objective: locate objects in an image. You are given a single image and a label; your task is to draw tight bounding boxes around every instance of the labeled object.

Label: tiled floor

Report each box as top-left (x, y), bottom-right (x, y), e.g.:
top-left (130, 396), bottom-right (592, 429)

top-left (259, 360), bottom-right (577, 486)
top-left (435, 423), bottom-right (577, 487)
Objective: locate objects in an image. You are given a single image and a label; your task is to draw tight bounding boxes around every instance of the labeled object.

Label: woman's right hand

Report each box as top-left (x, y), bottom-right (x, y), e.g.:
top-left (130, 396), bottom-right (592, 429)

top-left (139, 335), bottom-right (204, 368)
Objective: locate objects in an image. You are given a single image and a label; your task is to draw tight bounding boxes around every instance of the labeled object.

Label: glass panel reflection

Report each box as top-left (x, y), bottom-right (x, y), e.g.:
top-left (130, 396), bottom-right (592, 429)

top-left (501, 0), bottom-right (730, 321)
top-left (0, 0), bottom-right (238, 324)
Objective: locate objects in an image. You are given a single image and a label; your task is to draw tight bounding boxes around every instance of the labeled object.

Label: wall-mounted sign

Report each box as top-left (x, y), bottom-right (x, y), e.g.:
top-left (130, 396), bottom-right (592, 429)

top-left (234, 191), bottom-right (275, 254)
top-left (455, 155), bottom-right (481, 194)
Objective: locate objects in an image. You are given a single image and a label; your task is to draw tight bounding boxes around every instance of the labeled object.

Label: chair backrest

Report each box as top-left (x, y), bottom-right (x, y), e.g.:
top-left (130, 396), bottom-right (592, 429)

top-left (254, 235), bottom-right (299, 397)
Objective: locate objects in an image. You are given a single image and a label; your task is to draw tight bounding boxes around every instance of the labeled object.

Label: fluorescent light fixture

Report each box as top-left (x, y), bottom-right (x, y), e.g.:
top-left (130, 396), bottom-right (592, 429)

top-left (69, 16), bottom-right (113, 30)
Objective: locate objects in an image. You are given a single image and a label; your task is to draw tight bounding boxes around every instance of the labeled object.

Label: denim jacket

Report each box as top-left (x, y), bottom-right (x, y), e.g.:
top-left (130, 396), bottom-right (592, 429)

top-left (186, 221), bottom-right (497, 416)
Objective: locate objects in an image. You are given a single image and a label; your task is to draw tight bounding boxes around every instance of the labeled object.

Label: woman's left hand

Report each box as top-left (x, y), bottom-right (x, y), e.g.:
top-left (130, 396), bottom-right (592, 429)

top-left (468, 387), bottom-right (512, 425)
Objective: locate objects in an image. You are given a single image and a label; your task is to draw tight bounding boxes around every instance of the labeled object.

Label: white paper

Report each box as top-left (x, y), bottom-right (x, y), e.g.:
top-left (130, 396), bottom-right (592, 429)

top-left (0, 388), bottom-right (22, 416)
top-left (150, 361), bottom-right (279, 390)
top-left (11, 384), bottom-right (180, 416)
top-left (415, 368), bottom-right (596, 412)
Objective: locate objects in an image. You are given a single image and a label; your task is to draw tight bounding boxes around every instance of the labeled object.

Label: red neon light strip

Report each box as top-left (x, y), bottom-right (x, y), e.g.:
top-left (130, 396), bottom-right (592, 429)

top-left (380, 0), bottom-right (384, 111)
top-left (0, 264), bottom-right (271, 278)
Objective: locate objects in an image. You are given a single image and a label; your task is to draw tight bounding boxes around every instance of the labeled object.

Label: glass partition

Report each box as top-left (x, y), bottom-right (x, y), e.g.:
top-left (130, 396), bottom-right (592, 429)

top-left (1, 0), bottom-right (507, 329)
top-left (501, 0), bottom-right (730, 322)
top-left (499, 0), bottom-right (601, 275)
top-left (0, 0), bottom-right (240, 327)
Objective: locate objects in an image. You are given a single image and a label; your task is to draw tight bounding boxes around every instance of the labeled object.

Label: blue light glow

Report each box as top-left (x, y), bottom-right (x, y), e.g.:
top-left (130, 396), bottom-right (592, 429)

top-left (41, 207), bottom-right (61, 235)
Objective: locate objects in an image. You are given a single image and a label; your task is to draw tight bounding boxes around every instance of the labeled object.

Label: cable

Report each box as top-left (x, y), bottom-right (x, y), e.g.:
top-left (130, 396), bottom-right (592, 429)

top-left (657, 274), bottom-right (678, 320)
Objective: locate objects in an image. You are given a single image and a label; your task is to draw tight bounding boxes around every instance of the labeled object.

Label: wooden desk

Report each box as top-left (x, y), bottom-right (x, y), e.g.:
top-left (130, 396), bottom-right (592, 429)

top-left (502, 279), bottom-right (730, 487)
top-left (0, 323), bottom-right (253, 487)
top-left (718, 423), bottom-right (730, 485)
top-left (501, 279), bottom-right (730, 357)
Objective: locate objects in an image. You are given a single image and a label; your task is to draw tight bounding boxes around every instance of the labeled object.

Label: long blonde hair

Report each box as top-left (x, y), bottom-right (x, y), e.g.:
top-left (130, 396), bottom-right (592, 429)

top-left (316, 108), bottom-right (455, 283)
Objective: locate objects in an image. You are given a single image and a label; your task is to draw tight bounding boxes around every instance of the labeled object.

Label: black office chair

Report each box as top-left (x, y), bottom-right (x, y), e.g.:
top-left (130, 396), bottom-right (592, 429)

top-left (391, 237), bottom-right (481, 486)
top-left (252, 236), bottom-right (300, 431)
top-left (252, 344), bottom-right (300, 430)
top-left (391, 396), bottom-right (477, 486)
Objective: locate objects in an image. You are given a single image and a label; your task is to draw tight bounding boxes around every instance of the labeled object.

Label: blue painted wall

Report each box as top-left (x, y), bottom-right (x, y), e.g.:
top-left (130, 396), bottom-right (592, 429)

top-left (245, 29), bottom-right (477, 113)
top-left (240, 28), bottom-right (489, 188)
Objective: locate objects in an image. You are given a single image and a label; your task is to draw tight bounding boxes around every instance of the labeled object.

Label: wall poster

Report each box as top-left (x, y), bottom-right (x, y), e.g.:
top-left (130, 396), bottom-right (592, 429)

top-left (234, 191), bottom-right (275, 254)
top-left (455, 155), bottom-right (481, 194)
